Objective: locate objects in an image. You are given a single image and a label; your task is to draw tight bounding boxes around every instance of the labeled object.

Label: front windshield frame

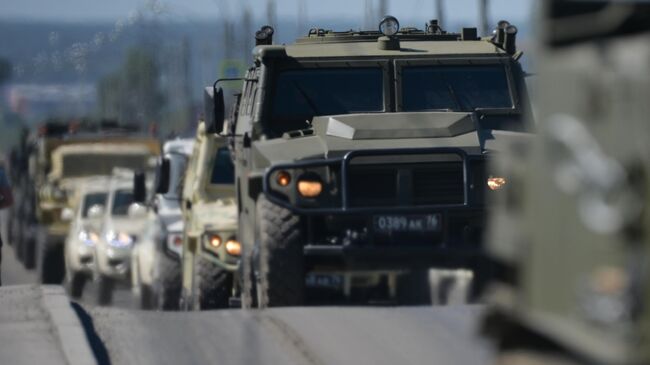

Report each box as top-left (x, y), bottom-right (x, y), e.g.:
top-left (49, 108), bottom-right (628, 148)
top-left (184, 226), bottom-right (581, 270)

top-left (265, 60), bottom-right (391, 135)
top-left (394, 57), bottom-right (521, 114)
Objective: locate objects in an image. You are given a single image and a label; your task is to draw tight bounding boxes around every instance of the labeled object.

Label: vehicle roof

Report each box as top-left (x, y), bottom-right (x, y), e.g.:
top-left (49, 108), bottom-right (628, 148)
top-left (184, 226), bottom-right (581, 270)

top-left (53, 143), bottom-right (153, 156)
top-left (163, 138), bottom-right (194, 156)
top-left (258, 40), bottom-right (508, 60)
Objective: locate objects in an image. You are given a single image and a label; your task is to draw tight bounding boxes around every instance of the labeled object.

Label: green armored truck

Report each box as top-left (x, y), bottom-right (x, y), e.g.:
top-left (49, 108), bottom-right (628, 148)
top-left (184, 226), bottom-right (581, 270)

top-left (206, 17), bottom-right (533, 307)
top-left (482, 2), bottom-right (650, 364)
top-left (180, 122), bottom-right (239, 310)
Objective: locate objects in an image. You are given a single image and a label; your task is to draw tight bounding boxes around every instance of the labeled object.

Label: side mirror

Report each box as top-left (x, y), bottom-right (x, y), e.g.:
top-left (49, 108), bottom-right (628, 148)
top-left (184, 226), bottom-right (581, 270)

top-left (60, 207), bottom-right (74, 222)
top-left (87, 204), bottom-right (105, 219)
top-left (133, 170), bottom-right (146, 203)
top-left (127, 202), bottom-right (147, 218)
top-left (204, 86), bottom-right (225, 134)
top-left (155, 158), bottom-right (170, 194)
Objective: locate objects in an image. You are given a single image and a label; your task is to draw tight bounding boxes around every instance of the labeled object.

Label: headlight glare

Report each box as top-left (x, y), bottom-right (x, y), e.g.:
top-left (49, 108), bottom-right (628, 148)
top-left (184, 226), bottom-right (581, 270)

top-left (276, 170), bottom-right (291, 187)
top-left (487, 176), bottom-right (507, 191)
top-left (208, 234), bottom-right (222, 248)
top-left (78, 230), bottom-right (99, 246)
top-left (225, 239), bottom-right (241, 256)
top-left (297, 179), bottom-right (323, 198)
top-left (105, 230), bottom-right (134, 247)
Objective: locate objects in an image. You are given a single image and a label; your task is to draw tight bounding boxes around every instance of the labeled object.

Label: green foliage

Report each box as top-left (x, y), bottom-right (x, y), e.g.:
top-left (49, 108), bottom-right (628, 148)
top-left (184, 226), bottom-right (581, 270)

top-left (97, 48), bottom-right (165, 125)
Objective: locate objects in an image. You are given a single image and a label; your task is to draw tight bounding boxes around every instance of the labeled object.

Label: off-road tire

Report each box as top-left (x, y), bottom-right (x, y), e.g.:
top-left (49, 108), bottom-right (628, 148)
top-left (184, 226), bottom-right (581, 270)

top-left (22, 229), bottom-right (36, 270)
top-left (193, 254), bottom-right (232, 310)
top-left (153, 253), bottom-right (181, 311)
top-left (68, 271), bottom-right (87, 299)
top-left (139, 284), bottom-right (155, 310)
top-left (256, 196), bottom-right (304, 308)
top-left (37, 234), bottom-right (64, 284)
top-left (97, 275), bottom-right (114, 306)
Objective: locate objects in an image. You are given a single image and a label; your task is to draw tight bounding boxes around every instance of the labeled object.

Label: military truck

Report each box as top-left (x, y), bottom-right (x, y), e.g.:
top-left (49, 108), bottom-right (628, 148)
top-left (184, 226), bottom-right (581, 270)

top-left (131, 138), bottom-right (194, 310)
top-left (12, 121), bottom-right (160, 284)
top-left (482, 2), bottom-right (650, 364)
top-left (206, 17), bottom-right (532, 308)
top-left (179, 122), bottom-right (238, 310)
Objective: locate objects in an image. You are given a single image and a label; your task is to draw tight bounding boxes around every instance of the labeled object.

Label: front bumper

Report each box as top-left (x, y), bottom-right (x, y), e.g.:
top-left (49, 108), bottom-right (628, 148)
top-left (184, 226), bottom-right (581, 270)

top-left (95, 243), bottom-right (132, 280)
top-left (67, 240), bottom-right (96, 274)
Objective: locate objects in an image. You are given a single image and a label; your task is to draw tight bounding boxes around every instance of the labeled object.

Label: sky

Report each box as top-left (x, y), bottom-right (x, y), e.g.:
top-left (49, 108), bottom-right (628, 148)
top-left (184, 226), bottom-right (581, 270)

top-left (0, 0), bottom-right (534, 26)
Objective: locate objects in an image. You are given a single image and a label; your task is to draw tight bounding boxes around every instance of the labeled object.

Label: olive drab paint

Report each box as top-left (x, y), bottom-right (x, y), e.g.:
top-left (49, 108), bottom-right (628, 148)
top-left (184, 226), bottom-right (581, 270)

top-left (483, 2), bottom-right (650, 364)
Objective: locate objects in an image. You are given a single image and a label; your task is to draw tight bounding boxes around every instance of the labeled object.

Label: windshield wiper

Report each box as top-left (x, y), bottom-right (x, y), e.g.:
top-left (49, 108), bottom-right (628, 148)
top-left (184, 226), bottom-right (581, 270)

top-left (445, 83), bottom-right (463, 112)
top-left (292, 81), bottom-right (321, 116)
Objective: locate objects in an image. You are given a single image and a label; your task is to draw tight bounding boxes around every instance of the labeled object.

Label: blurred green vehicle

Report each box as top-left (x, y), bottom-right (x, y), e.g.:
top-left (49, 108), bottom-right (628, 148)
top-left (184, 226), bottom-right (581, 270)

top-left (206, 17), bottom-right (533, 307)
top-left (482, 2), bottom-right (650, 364)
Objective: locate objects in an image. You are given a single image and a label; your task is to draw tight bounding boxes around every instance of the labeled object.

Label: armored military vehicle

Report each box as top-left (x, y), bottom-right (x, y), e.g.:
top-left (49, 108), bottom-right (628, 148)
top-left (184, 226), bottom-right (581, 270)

top-left (482, 2), bottom-right (650, 364)
top-left (12, 121), bottom-right (160, 284)
top-left (206, 17), bottom-right (532, 307)
top-left (179, 123), bottom-right (238, 310)
top-left (131, 138), bottom-right (194, 310)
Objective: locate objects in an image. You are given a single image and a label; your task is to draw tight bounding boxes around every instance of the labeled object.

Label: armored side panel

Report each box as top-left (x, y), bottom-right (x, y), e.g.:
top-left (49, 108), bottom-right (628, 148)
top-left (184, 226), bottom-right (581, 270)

top-left (484, 2), bottom-right (650, 364)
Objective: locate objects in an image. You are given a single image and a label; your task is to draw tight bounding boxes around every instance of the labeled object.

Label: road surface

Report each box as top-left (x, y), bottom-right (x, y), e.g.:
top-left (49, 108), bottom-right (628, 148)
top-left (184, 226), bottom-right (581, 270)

top-left (0, 209), bottom-right (495, 365)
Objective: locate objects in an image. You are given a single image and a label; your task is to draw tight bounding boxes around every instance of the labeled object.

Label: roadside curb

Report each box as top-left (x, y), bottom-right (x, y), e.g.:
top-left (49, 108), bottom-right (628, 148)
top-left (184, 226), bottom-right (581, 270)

top-left (41, 285), bottom-right (98, 365)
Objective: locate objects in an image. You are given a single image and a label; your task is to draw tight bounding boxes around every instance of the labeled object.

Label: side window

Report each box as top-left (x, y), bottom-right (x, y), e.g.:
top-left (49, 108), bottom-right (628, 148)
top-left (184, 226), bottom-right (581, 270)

top-left (210, 148), bottom-right (235, 184)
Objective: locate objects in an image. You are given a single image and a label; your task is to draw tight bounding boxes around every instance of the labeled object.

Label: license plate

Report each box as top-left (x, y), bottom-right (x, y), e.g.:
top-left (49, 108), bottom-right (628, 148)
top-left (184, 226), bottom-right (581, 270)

top-left (305, 274), bottom-right (344, 289)
top-left (373, 214), bottom-right (441, 234)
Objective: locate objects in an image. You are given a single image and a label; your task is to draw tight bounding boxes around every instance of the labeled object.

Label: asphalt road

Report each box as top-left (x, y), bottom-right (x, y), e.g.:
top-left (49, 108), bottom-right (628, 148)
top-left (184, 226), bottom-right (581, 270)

top-left (86, 304), bottom-right (492, 365)
top-left (0, 209), bottom-right (495, 365)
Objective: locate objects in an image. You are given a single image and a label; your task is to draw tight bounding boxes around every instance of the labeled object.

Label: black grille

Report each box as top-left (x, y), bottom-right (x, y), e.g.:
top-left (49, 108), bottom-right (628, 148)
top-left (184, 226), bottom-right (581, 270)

top-left (412, 163), bottom-right (464, 205)
top-left (348, 160), bottom-right (465, 207)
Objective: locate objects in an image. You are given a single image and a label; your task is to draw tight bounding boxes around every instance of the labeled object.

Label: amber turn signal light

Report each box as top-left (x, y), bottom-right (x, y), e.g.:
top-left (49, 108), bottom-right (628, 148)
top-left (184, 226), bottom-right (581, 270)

top-left (209, 235), bottom-right (222, 248)
top-left (276, 171), bottom-right (291, 187)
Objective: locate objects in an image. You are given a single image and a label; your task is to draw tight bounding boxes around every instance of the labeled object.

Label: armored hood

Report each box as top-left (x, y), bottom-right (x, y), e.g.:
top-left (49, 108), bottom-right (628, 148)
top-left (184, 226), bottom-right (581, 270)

top-left (252, 112), bottom-right (530, 167)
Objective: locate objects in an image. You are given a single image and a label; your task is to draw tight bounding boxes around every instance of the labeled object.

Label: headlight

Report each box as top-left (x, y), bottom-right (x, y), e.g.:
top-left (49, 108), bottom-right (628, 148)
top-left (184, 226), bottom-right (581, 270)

top-left (105, 230), bottom-right (134, 247)
top-left (487, 176), bottom-right (507, 191)
top-left (225, 239), bottom-right (241, 256)
top-left (379, 16), bottom-right (400, 36)
top-left (297, 178), bottom-right (323, 198)
top-left (206, 234), bottom-right (222, 249)
top-left (78, 230), bottom-right (99, 246)
top-left (276, 170), bottom-right (291, 187)
top-left (166, 234), bottom-right (183, 248)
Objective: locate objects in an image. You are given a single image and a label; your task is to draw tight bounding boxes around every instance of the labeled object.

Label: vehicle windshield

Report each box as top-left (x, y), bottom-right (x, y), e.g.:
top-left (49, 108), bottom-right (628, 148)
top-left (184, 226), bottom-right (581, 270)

top-left (210, 148), bottom-right (234, 184)
top-left (401, 65), bottom-right (513, 112)
top-left (166, 153), bottom-right (188, 199)
top-left (270, 67), bottom-right (384, 135)
top-left (111, 189), bottom-right (134, 216)
top-left (82, 192), bottom-right (107, 218)
top-left (61, 153), bottom-right (152, 178)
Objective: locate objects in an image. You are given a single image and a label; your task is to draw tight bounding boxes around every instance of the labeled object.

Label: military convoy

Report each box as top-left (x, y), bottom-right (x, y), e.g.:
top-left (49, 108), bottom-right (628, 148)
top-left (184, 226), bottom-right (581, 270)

top-left (201, 17), bottom-right (532, 307)
top-left (8, 121), bottom-right (160, 286)
top-left (481, 1), bottom-right (650, 364)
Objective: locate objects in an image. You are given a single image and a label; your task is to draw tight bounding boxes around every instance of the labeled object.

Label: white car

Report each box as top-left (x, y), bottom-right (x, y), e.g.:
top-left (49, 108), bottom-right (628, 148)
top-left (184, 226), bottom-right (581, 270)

top-left (131, 138), bottom-right (193, 310)
top-left (94, 173), bottom-right (149, 305)
top-left (63, 177), bottom-right (110, 298)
